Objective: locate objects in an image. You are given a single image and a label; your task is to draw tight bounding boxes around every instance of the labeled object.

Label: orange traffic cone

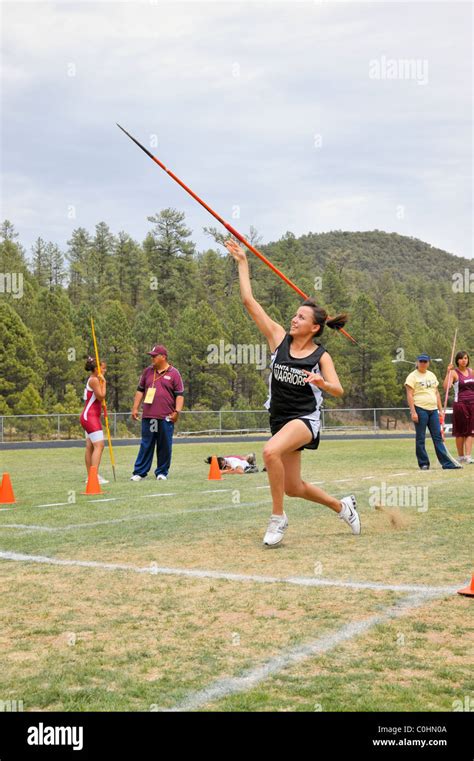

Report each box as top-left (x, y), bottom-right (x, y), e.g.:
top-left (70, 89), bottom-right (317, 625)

top-left (457, 574), bottom-right (474, 597)
top-left (208, 455), bottom-right (222, 481)
top-left (0, 473), bottom-right (16, 504)
top-left (82, 466), bottom-right (103, 495)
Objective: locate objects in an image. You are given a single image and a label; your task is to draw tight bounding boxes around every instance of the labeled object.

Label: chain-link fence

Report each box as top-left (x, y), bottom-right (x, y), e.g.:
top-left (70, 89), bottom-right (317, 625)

top-left (0, 407), bottom-right (450, 443)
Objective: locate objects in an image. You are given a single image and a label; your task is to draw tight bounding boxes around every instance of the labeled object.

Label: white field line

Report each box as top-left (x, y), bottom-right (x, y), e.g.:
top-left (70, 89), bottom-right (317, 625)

top-left (0, 524), bottom-right (57, 532)
top-left (142, 492), bottom-right (176, 498)
top-left (0, 550), bottom-right (459, 595)
top-left (0, 500), bottom-right (273, 533)
top-left (0, 472), bottom-right (386, 512)
top-left (162, 591), bottom-right (443, 712)
top-left (36, 502), bottom-right (72, 508)
top-left (4, 468), bottom-right (468, 515)
top-left (85, 498), bottom-right (119, 503)
top-left (201, 489), bottom-right (232, 494)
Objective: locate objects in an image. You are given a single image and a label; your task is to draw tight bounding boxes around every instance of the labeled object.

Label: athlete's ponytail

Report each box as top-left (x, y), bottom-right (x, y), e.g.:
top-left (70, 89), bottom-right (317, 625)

top-left (84, 356), bottom-right (97, 372)
top-left (325, 313), bottom-right (348, 331)
top-left (301, 298), bottom-right (348, 338)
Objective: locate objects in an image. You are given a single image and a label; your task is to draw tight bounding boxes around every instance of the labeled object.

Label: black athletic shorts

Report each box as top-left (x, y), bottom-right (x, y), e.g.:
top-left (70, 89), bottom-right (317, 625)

top-left (269, 416), bottom-right (321, 451)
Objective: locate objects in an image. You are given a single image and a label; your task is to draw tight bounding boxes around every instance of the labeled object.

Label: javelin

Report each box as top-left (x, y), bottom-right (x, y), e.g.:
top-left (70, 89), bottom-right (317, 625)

top-left (91, 317), bottom-right (117, 482)
top-left (116, 124), bottom-right (357, 345)
top-left (441, 327), bottom-right (458, 441)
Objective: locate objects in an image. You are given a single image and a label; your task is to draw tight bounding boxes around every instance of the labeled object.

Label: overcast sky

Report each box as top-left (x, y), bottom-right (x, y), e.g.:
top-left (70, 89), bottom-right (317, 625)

top-left (1, 1), bottom-right (472, 260)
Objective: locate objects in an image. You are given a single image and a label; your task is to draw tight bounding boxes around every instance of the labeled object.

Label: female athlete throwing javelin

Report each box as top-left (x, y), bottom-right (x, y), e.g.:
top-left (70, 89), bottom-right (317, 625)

top-left (225, 239), bottom-right (360, 546)
top-left (80, 356), bottom-right (108, 485)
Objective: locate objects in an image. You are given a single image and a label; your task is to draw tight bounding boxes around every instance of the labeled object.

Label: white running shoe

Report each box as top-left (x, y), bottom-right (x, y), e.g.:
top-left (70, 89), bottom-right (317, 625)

top-left (263, 512), bottom-right (288, 547)
top-left (85, 475), bottom-right (109, 484)
top-left (464, 456), bottom-right (474, 464)
top-left (156, 474), bottom-right (168, 480)
top-left (130, 474), bottom-right (145, 481)
top-left (339, 495), bottom-right (361, 535)
top-left (458, 456), bottom-right (466, 464)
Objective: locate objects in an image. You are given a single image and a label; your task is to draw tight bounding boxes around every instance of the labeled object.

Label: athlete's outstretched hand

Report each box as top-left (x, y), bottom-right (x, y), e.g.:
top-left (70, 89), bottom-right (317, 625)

top-left (303, 370), bottom-right (326, 388)
top-left (225, 239), bottom-right (247, 262)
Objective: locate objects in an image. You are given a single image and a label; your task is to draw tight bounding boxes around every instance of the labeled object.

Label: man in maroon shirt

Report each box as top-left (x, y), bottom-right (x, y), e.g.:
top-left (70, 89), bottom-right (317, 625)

top-left (130, 345), bottom-right (184, 481)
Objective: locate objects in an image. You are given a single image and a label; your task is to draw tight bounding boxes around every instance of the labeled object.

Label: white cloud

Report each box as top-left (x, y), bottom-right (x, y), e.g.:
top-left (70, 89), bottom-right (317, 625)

top-left (1, 0), bottom-right (472, 259)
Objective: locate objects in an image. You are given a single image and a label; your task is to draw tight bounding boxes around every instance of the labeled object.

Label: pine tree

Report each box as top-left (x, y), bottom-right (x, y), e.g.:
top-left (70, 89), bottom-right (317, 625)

top-left (53, 383), bottom-right (83, 438)
top-left (132, 302), bottom-right (171, 373)
top-left (98, 301), bottom-right (137, 411)
top-left (14, 383), bottom-right (51, 440)
top-left (196, 248), bottom-right (228, 307)
top-left (172, 303), bottom-right (235, 408)
top-left (107, 231), bottom-right (148, 308)
top-left (66, 227), bottom-right (92, 304)
top-left (48, 243), bottom-right (66, 288)
top-left (31, 238), bottom-right (49, 286)
top-left (144, 208), bottom-right (197, 312)
top-left (343, 294), bottom-right (398, 408)
top-left (31, 288), bottom-right (80, 402)
top-left (91, 221), bottom-right (115, 298)
top-left (0, 303), bottom-right (43, 409)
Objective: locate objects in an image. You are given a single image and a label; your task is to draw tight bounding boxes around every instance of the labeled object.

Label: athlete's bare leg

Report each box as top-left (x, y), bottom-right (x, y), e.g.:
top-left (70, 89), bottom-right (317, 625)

top-left (85, 438), bottom-right (93, 473)
top-left (281, 448), bottom-right (342, 513)
top-left (91, 440), bottom-right (105, 469)
top-left (263, 420), bottom-right (342, 516)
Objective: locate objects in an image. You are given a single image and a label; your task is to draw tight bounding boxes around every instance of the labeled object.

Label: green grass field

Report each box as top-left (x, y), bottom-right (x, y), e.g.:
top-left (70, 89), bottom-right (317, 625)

top-left (0, 438), bottom-right (472, 712)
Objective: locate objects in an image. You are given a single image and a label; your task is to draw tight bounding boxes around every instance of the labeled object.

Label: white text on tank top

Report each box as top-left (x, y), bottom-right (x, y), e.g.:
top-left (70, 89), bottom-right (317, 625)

top-left (265, 335), bottom-right (326, 419)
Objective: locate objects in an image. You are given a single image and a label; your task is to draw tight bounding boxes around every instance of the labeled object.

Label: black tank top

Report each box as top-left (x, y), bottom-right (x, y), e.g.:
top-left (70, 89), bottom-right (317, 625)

top-left (265, 334), bottom-right (327, 421)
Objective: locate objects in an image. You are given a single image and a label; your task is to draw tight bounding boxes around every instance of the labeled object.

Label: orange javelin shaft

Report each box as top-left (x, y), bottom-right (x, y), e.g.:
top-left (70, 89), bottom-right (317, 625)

top-left (116, 123), bottom-right (357, 345)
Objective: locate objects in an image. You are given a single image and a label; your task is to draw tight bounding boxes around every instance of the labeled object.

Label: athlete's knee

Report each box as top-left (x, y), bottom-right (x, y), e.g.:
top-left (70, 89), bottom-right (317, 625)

top-left (285, 480), bottom-right (306, 497)
top-left (263, 444), bottom-right (281, 465)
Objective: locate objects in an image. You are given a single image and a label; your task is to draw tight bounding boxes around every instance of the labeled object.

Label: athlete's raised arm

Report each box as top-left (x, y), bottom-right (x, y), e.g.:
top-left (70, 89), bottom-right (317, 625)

top-left (225, 239), bottom-right (286, 353)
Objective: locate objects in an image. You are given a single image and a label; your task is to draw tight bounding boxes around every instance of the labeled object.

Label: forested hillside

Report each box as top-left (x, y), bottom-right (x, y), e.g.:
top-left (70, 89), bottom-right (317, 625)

top-left (1, 214), bottom-right (472, 415)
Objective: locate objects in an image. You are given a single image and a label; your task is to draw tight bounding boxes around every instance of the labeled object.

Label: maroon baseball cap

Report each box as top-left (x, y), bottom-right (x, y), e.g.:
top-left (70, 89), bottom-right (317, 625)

top-left (147, 344), bottom-right (168, 357)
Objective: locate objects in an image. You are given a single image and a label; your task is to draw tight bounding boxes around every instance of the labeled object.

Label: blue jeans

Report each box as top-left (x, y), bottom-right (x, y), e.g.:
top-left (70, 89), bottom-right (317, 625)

top-left (133, 418), bottom-right (174, 477)
top-left (414, 406), bottom-right (456, 469)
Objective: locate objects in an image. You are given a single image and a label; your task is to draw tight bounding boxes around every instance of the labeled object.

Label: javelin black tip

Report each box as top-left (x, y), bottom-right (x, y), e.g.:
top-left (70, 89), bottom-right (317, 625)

top-left (115, 123), bottom-right (156, 161)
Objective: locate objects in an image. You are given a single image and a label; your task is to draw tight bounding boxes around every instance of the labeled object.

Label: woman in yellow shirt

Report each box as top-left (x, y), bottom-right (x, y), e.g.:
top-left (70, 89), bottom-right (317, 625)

top-left (405, 354), bottom-right (461, 470)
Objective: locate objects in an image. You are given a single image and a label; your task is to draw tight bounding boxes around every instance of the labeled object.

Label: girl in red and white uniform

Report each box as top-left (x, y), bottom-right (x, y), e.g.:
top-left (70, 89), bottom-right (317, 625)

top-left (80, 357), bottom-right (108, 484)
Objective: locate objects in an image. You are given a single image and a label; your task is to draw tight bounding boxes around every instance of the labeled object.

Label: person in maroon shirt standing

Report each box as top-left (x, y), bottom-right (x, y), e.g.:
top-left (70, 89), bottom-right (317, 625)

top-left (130, 344), bottom-right (184, 481)
top-left (443, 350), bottom-right (474, 464)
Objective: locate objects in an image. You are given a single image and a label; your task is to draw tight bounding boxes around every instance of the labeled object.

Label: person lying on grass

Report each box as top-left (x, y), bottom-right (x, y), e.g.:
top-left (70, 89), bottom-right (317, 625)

top-left (204, 454), bottom-right (258, 473)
